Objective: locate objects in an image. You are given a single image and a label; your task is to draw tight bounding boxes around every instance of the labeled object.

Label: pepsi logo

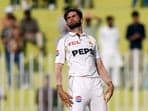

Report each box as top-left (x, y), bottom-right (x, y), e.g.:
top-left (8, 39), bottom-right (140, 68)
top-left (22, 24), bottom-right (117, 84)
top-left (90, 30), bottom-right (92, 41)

top-left (75, 96), bottom-right (82, 102)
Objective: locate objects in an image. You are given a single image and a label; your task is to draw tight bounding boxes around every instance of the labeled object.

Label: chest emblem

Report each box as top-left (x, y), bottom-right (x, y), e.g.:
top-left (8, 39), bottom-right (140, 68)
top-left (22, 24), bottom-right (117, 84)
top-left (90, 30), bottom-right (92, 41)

top-left (68, 40), bottom-right (80, 46)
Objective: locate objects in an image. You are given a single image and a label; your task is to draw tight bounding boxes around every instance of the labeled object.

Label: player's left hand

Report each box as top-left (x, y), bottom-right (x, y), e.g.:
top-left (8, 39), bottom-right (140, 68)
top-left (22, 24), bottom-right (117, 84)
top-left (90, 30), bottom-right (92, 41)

top-left (104, 81), bottom-right (114, 103)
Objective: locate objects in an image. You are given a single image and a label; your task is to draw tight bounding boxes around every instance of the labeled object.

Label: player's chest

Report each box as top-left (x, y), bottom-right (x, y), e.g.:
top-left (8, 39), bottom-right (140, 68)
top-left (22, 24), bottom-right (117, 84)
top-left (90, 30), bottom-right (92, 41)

top-left (66, 37), bottom-right (94, 49)
top-left (65, 37), bottom-right (95, 56)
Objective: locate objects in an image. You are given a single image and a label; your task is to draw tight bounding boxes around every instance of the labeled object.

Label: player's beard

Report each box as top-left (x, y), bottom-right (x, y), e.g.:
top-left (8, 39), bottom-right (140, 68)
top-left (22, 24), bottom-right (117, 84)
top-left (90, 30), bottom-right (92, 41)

top-left (68, 21), bottom-right (82, 30)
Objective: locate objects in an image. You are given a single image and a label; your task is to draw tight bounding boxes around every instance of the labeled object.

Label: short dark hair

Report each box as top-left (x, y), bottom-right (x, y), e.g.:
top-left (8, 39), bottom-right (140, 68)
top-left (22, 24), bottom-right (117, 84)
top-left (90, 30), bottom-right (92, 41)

top-left (106, 16), bottom-right (114, 21)
top-left (24, 9), bottom-right (31, 16)
top-left (64, 8), bottom-right (83, 21)
top-left (132, 11), bottom-right (139, 17)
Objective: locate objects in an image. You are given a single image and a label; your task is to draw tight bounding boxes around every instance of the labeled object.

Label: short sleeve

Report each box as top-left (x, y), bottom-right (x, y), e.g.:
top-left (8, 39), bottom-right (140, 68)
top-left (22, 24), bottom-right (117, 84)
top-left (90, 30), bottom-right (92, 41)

top-left (55, 38), bottom-right (66, 64)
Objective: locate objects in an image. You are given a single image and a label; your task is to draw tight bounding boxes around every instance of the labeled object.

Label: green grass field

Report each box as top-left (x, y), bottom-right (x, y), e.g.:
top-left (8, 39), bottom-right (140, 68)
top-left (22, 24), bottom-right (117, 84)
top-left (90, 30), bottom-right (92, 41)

top-left (0, 0), bottom-right (148, 111)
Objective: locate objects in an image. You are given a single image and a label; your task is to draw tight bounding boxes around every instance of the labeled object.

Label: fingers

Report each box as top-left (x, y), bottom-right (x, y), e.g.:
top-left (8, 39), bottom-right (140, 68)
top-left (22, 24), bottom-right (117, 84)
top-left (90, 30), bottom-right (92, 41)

top-left (57, 85), bottom-right (73, 107)
top-left (64, 93), bottom-right (73, 106)
top-left (67, 93), bottom-right (73, 99)
top-left (59, 92), bottom-right (73, 107)
top-left (104, 92), bottom-right (111, 103)
top-left (104, 85), bottom-right (114, 103)
top-left (63, 97), bottom-right (73, 107)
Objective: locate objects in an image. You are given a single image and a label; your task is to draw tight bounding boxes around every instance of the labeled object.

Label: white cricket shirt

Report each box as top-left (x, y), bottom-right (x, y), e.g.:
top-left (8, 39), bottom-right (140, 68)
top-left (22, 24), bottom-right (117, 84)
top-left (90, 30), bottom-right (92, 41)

top-left (55, 32), bottom-right (101, 77)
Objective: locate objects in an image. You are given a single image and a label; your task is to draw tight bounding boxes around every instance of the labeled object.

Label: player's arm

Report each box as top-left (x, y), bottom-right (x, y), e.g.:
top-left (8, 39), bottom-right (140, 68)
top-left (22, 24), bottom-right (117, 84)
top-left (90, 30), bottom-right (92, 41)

top-left (96, 58), bottom-right (114, 103)
top-left (55, 63), bottom-right (63, 86)
top-left (55, 38), bottom-right (73, 106)
top-left (55, 63), bottom-right (73, 107)
top-left (94, 42), bottom-right (114, 103)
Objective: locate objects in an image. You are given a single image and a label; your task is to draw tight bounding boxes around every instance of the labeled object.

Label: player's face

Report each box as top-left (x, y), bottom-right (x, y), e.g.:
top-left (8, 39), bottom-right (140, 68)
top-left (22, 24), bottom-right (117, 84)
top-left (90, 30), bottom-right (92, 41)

top-left (66, 11), bottom-right (82, 29)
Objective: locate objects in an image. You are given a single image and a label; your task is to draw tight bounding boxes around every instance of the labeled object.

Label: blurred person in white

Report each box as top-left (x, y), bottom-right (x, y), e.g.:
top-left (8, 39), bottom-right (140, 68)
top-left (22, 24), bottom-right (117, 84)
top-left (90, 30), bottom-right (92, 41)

top-left (0, 6), bottom-right (25, 88)
top-left (20, 8), bottom-right (46, 56)
top-left (98, 16), bottom-right (123, 88)
top-left (83, 11), bottom-right (101, 39)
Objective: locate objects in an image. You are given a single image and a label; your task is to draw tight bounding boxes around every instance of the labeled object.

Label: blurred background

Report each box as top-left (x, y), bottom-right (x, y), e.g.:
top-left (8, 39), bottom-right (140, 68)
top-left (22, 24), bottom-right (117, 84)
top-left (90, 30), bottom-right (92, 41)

top-left (0, 0), bottom-right (148, 111)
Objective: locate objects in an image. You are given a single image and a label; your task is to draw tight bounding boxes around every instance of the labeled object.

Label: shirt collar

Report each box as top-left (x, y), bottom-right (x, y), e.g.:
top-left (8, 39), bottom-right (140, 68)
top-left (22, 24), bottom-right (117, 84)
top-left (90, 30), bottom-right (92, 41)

top-left (68, 32), bottom-right (87, 37)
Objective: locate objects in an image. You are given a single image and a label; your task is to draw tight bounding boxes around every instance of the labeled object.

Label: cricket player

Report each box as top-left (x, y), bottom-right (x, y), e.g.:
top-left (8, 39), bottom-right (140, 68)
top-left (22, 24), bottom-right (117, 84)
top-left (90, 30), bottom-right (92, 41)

top-left (55, 8), bottom-right (114, 111)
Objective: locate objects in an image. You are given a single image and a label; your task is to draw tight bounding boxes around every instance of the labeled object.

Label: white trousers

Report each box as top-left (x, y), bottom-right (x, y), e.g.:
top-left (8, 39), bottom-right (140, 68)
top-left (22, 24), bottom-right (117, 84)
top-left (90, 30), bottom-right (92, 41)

top-left (68, 77), bottom-right (107, 111)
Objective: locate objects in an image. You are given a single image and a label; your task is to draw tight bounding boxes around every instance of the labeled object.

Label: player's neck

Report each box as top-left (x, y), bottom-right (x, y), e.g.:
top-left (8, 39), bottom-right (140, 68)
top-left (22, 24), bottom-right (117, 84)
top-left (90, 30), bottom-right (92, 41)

top-left (70, 27), bottom-right (82, 35)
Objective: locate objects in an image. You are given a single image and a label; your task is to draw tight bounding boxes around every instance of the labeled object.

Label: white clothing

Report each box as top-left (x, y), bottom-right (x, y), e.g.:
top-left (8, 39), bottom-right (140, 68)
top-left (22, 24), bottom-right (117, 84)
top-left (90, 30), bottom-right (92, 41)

top-left (55, 32), bottom-right (107, 111)
top-left (98, 25), bottom-right (122, 68)
top-left (5, 5), bottom-right (14, 13)
top-left (0, 87), bottom-right (5, 99)
top-left (69, 77), bottom-right (107, 111)
top-left (55, 32), bottom-right (101, 77)
top-left (98, 25), bottom-right (122, 87)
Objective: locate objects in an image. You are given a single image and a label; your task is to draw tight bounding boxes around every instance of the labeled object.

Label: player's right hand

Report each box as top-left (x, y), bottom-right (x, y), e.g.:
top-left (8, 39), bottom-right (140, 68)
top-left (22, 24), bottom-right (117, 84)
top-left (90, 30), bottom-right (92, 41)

top-left (104, 81), bottom-right (114, 103)
top-left (57, 85), bottom-right (73, 107)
